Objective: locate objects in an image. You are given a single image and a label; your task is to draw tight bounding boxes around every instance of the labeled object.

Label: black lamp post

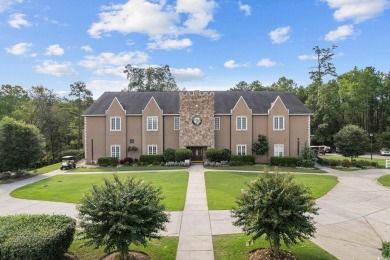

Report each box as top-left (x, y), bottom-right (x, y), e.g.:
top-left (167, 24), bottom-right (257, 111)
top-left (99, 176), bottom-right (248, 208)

top-left (297, 138), bottom-right (300, 156)
top-left (369, 133), bottom-right (373, 160)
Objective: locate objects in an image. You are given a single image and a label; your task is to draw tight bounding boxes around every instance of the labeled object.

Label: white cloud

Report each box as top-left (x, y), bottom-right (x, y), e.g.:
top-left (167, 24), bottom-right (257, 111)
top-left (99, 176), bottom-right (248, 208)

top-left (148, 38), bottom-right (192, 50)
top-left (35, 60), bottom-right (78, 76)
top-left (268, 26), bottom-right (291, 44)
top-left (325, 24), bottom-right (358, 41)
top-left (171, 67), bottom-right (204, 81)
top-left (239, 1), bottom-right (251, 16)
top-left (257, 58), bottom-right (277, 67)
top-left (88, 0), bottom-right (219, 43)
top-left (323, 0), bottom-right (390, 23)
top-left (298, 54), bottom-right (317, 61)
top-left (87, 79), bottom-right (128, 99)
top-left (94, 66), bottom-right (127, 78)
top-left (5, 42), bottom-right (32, 55)
top-left (0, 0), bottom-right (24, 13)
top-left (8, 13), bottom-right (31, 28)
top-left (224, 60), bottom-right (244, 69)
top-left (81, 45), bottom-right (93, 52)
top-left (45, 44), bottom-right (64, 56)
top-left (79, 51), bottom-right (149, 69)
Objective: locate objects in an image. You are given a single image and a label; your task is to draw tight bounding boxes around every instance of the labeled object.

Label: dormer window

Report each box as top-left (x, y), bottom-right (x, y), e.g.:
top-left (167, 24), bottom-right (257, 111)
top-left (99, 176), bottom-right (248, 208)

top-left (236, 116), bottom-right (247, 131)
top-left (147, 116), bottom-right (158, 131)
top-left (273, 116), bottom-right (284, 131)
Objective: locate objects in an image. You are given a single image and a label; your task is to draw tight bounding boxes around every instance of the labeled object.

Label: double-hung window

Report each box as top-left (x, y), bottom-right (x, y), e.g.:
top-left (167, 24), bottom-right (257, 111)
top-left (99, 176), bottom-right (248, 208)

top-left (214, 117), bottom-right (220, 130)
top-left (111, 145), bottom-right (120, 158)
top-left (110, 117), bottom-right (121, 131)
top-left (236, 116), bottom-right (247, 131)
top-left (147, 116), bottom-right (158, 131)
top-left (237, 144), bottom-right (247, 155)
top-left (273, 116), bottom-right (284, 131)
top-left (148, 145), bottom-right (157, 155)
top-left (274, 144), bottom-right (284, 157)
top-left (174, 117), bottom-right (180, 130)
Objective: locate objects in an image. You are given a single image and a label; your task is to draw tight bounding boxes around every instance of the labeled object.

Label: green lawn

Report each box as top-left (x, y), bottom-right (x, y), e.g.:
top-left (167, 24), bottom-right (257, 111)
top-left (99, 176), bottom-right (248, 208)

top-left (29, 162), bottom-right (62, 174)
top-left (72, 166), bottom-right (187, 172)
top-left (319, 155), bottom-right (388, 168)
top-left (205, 171), bottom-right (338, 210)
top-left (378, 174), bottom-right (390, 187)
top-left (205, 165), bottom-right (327, 173)
top-left (11, 171), bottom-right (188, 211)
top-left (213, 233), bottom-right (336, 260)
top-left (68, 235), bottom-right (178, 260)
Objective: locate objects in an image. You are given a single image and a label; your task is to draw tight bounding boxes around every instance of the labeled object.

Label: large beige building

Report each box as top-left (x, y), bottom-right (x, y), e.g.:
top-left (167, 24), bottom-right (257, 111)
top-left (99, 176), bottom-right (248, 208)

top-left (83, 90), bottom-right (311, 163)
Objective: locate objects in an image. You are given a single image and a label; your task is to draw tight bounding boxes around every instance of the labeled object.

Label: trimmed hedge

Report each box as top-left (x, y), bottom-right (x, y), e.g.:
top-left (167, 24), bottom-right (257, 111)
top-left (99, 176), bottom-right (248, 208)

top-left (206, 148), bottom-right (223, 162)
top-left (175, 149), bottom-right (192, 162)
top-left (230, 155), bottom-right (255, 165)
top-left (0, 214), bottom-right (76, 260)
top-left (139, 154), bottom-right (164, 165)
top-left (271, 156), bottom-right (298, 167)
top-left (317, 157), bottom-right (378, 168)
top-left (163, 148), bottom-right (176, 162)
top-left (97, 157), bottom-right (119, 167)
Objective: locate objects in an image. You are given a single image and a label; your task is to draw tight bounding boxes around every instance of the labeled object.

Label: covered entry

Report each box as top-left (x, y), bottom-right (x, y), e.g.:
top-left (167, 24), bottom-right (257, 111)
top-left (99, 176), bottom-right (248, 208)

top-left (188, 146), bottom-right (207, 162)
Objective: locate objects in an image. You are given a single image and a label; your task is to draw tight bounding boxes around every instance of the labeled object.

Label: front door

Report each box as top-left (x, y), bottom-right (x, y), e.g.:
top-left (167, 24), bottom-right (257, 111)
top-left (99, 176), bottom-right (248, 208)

top-left (189, 147), bottom-right (205, 162)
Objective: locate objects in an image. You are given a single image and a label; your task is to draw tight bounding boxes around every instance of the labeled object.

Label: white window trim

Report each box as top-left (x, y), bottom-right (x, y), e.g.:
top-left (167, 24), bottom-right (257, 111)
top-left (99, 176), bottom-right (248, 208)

top-left (110, 117), bottom-right (121, 131)
top-left (274, 144), bottom-right (284, 157)
top-left (147, 116), bottom-right (158, 131)
top-left (147, 145), bottom-right (158, 155)
top-left (273, 116), bottom-right (285, 131)
top-left (111, 145), bottom-right (120, 158)
top-left (236, 116), bottom-right (247, 131)
top-left (214, 117), bottom-right (220, 130)
top-left (174, 117), bottom-right (180, 130)
top-left (237, 144), bottom-right (247, 155)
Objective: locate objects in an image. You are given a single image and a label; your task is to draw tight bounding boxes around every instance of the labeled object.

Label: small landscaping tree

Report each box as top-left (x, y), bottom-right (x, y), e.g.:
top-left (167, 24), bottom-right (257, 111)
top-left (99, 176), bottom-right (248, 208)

top-left (252, 134), bottom-right (269, 156)
top-left (175, 148), bottom-right (192, 161)
top-left (77, 175), bottom-right (169, 260)
top-left (127, 146), bottom-right (138, 158)
top-left (231, 172), bottom-right (318, 258)
top-left (334, 124), bottom-right (369, 159)
top-left (298, 142), bottom-right (317, 167)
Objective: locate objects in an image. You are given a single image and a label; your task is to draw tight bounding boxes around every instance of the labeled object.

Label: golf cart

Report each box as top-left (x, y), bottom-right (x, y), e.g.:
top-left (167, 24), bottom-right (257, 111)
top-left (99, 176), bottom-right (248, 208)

top-left (60, 155), bottom-right (76, 170)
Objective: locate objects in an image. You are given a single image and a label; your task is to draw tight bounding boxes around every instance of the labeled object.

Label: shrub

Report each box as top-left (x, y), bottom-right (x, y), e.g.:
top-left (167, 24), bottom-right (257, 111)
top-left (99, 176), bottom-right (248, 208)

top-left (119, 157), bottom-right (133, 165)
top-left (97, 157), bottom-right (118, 167)
top-left (163, 148), bottom-right (176, 162)
top-left (230, 155), bottom-right (255, 165)
top-left (382, 241), bottom-right (390, 258)
top-left (0, 214), bottom-right (75, 260)
top-left (342, 159), bottom-right (350, 168)
top-left (206, 148), bottom-right (223, 162)
top-left (139, 155), bottom-right (164, 165)
top-left (298, 143), bottom-right (317, 167)
top-left (231, 172), bottom-right (318, 258)
top-left (221, 149), bottom-right (231, 161)
top-left (175, 149), bottom-right (192, 162)
top-left (77, 175), bottom-right (169, 260)
top-left (270, 156), bottom-right (298, 167)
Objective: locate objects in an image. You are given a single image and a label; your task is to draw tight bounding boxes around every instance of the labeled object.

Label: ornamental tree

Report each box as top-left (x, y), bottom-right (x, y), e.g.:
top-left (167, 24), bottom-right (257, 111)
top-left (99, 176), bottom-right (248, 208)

top-left (252, 134), bottom-right (269, 156)
top-left (231, 172), bottom-right (318, 258)
top-left (334, 124), bottom-right (369, 160)
top-left (298, 142), bottom-right (317, 167)
top-left (77, 175), bottom-right (169, 260)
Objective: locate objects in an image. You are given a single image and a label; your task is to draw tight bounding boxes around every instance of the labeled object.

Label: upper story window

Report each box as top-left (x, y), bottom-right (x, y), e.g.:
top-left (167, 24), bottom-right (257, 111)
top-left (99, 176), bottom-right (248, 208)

top-left (236, 116), bottom-right (247, 131)
top-left (147, 116), bottom-right (158, 131)
top-left (148, 145), bottom-right (157, 155)
top-left (111, 145), bottom-right (120, 158)
top-left (110, 117), bottom-right (121, 131)
top-left (273, 116), bottom-right (284, 131)
top-left (174, 117), bottom-right (180, 130)
top-left (214, 117), bottom-right (220, 130)
top-left (237, 144), bottom-right (247, 155)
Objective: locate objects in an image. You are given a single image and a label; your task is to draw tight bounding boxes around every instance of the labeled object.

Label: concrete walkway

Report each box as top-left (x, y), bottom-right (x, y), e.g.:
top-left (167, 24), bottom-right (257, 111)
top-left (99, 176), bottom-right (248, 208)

top-left (1, 165), bottom-right (390, 260)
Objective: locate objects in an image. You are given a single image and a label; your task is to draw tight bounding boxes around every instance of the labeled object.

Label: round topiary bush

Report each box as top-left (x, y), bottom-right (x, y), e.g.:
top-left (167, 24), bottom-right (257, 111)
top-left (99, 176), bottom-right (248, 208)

top-left (0, 214), bottom-right (76, 260)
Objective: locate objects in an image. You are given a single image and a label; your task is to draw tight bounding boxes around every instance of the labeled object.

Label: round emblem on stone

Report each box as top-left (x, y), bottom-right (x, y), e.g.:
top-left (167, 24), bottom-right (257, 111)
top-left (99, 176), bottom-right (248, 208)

top-left (192, 115), bottom-right (202, 126)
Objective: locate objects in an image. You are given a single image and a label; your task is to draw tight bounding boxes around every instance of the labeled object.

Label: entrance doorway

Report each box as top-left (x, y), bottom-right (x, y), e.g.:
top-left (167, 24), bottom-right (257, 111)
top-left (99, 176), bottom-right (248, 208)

top-left (188, 146), bottom-right (206, 162)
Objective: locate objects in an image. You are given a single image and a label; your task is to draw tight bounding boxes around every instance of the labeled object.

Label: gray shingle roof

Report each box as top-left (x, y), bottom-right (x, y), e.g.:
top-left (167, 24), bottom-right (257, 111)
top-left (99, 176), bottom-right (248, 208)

top-left (83, 91), bottom-right (311, 115)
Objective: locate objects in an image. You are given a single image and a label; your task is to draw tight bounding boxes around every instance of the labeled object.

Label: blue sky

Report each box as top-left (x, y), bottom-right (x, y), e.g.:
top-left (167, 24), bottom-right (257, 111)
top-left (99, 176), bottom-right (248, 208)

top-left (1, 0), bottom-right (390, 99)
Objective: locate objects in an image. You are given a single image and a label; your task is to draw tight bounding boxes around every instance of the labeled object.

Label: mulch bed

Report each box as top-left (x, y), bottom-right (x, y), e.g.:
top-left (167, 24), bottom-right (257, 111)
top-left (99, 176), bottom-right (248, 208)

top-left (102, 251), bottom-right (150, 260)
top-left (250, 248), bottom-right (296, 260)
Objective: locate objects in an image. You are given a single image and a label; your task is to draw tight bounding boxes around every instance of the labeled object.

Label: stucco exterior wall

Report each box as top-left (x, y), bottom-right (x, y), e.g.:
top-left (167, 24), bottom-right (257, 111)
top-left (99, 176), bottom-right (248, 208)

top-left (215, 115), bottom-right (231, 150)
top-left (289, 115), bottom-right (310, 156)
top-left (164, 115), bottom-right (179, 149)
top-left (252, 115), bottom-right (268, 163)
top-left (230, 97), bottom-right (252, 155)
top-left (142, 97), bottom-right (164, 154)
top-left (105, 98), bottom-right (126, 159)
top-left (268, 97), bottom-right (290, 158)
top-left (84, 116), bottom-right (106, 163)
top-left (126, 116), bottom-right (142, 159)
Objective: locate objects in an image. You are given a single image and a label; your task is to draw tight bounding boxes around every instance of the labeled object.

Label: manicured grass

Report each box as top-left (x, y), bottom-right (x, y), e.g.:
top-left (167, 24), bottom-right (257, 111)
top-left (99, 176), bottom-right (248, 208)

top-left (72, 166), bottom-right (187, 172)
top-left (378, 174), bottom-right (390, 187)
top-left (68, 235), bottom-right (178, 259)
top-left (205, 171), bottom-right (338, 210)
top-left (213, 233), bottom-right (337, 260)
top-left (319, 155), bottom-right (387, 168)
top-left (30, 162), bottom-right (62, 174)
top-left (205, 165), bottom-right (327, 173)
top-left (11, 171), bottom-right (188, 211)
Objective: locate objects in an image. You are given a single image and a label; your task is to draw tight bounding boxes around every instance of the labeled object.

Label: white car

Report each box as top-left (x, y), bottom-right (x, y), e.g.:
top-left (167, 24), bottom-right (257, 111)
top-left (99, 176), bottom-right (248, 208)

top-left (380, 148), bottom-right (390, 156)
